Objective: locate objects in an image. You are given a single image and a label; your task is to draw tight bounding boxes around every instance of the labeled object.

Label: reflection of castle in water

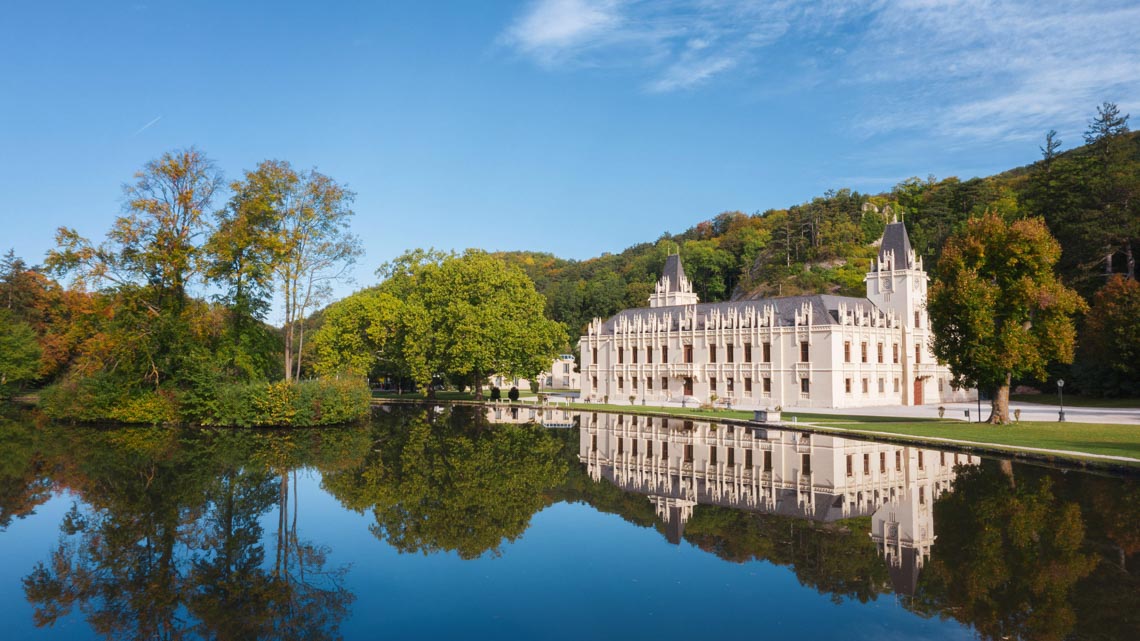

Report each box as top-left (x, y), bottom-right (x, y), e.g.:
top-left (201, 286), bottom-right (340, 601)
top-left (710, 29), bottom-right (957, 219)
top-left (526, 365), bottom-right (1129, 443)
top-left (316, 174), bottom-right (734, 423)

top-left (485, 404), bottom-right (577, 428)
top-left (578, 411), bottom-right (979, 593)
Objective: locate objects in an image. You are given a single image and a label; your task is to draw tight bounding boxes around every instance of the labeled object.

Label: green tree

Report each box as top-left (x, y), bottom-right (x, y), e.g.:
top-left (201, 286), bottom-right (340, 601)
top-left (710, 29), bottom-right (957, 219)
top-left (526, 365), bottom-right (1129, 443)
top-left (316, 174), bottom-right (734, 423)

top-left (0, 310), bottom-right (41, 396)
top-left (929, 213), bottom-right (1086, 424)
top-left (311, 288), bottom-right (404, 379)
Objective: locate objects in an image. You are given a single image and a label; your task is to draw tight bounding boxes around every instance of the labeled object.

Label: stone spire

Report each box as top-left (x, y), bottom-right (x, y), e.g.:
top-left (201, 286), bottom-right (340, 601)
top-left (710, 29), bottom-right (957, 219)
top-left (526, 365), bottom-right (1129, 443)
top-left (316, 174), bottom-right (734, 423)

top-left (648, 253), bottom-right (699, 307)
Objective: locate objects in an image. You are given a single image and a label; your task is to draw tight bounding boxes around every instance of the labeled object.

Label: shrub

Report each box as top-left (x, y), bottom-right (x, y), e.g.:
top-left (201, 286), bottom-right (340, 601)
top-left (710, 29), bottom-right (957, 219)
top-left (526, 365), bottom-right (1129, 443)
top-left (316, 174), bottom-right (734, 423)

top-left (205, 378), bottom-right (370, 427)
top-left (40, 374), bottom-right (180, 425)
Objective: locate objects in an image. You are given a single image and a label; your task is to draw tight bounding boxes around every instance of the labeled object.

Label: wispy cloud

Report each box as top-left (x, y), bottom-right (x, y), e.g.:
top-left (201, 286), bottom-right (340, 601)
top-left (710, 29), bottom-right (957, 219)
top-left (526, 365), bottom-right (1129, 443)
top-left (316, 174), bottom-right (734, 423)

top-left (131, 115), bottom-right (162, 136)
top-left (499, 1), bottom-right (1140, 143)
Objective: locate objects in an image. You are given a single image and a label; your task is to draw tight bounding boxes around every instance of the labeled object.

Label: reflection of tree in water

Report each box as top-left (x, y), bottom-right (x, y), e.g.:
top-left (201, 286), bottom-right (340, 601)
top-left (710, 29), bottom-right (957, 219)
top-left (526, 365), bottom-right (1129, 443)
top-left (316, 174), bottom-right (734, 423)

top-left (0, 411), bottom-right (53, 530)
top-left (324, 406), bottom-right (569, 559)
top-left (910, 461), bottom-right (1099, 641)
top-left (17, 423), bottom-right (366, 640)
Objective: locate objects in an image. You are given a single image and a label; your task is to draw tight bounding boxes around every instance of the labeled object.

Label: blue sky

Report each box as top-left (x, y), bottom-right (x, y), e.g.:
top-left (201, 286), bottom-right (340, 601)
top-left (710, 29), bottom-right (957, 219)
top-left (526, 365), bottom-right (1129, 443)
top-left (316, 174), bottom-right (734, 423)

top-left (2, 0), bottom-right (1138, 308)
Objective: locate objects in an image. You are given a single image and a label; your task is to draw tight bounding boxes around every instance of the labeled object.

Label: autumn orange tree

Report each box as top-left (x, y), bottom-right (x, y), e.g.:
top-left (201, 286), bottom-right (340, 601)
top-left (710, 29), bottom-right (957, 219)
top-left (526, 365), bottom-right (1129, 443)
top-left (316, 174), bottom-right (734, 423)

top-left (929, 213), bottom-right (1085, 424)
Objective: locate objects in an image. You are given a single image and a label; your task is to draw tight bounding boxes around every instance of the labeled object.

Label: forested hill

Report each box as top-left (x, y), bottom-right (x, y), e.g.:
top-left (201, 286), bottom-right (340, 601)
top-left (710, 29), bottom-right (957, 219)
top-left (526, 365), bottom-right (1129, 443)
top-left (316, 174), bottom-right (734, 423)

top-left (496, 126), bottom-right (1140, 344)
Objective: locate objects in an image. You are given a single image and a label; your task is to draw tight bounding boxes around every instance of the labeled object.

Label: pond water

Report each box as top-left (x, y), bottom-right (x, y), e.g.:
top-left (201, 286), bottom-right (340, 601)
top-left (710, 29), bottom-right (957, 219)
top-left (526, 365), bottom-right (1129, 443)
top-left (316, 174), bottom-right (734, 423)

top-left (0, 405), bottom-right (1136, 641)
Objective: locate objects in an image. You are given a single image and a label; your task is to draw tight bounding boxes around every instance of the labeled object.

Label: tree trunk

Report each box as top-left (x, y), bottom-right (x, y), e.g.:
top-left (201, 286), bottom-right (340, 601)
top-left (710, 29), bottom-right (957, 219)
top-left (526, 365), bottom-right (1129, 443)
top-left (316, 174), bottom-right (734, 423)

top-left (473, 370), bottom-right (483, 400)
top-left (999, 459), bottom-right (1016, 488)
top-left (989, 373), bottom-right (1012, 425)
top-left (1126, 240), bottom-right (1135, 281)
top-left (294, 322), bottom-right (305, 380)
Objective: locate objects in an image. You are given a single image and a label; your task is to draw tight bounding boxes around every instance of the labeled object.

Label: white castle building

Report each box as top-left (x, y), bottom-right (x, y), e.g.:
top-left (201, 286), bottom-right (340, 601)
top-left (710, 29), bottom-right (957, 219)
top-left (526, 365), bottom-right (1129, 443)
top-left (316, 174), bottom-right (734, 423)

top-left (580, 221), bottom-right (975, 409)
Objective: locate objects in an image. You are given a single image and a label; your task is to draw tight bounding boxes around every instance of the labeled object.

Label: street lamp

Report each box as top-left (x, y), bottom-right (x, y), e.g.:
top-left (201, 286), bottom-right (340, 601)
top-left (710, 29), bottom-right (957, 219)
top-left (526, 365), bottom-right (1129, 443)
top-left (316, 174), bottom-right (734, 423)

top-left (1058, 379), bottom-right (1065, 422)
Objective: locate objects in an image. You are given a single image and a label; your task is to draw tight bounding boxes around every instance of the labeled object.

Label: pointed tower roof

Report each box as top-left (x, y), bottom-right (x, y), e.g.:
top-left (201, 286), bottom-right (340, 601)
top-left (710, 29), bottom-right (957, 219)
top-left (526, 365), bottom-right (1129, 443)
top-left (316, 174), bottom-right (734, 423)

top-left (661, 254), bottom-right (688, 292)
top-left (878, 221), bottom-right (914, 270)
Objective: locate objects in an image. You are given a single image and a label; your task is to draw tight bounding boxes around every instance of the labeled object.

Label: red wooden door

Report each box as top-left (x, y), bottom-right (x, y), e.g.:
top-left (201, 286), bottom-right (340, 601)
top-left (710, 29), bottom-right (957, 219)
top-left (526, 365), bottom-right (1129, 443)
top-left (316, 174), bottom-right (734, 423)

top-left (913, 378), bottom-right (924, 405)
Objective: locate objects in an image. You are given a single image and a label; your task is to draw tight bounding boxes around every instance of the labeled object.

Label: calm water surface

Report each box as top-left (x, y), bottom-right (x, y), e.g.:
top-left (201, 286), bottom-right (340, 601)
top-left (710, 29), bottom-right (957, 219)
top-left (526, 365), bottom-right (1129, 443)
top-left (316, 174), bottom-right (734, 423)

top-left (0, 405), bottom-right (1136, 640)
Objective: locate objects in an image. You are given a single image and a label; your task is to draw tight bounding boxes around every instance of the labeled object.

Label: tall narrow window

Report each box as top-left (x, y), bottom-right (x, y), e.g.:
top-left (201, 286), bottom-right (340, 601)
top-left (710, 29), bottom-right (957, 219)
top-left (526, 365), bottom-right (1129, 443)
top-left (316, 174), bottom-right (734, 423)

top-left (844, 341), bottom-right (851, 362)
top-left (892, 343), bottom-right (899, 363)
top-left (861, 342), bottom-right (868, 363)
top-left (647, 441), bottom-right (653, 458)
top-left (877, 343), bottom-right (884, 363)
top-left (744, 344), bottom-right (752, 362)
top-left (646, 347), bottom-right (653, 363)
top-left (592, 347), bottom-right (597, 363)
top-left (764, 451), bottom-right (773, 471)
top-left (800, 341), bottom-right (809, 362)
top-left (684, 444), bottom-right (693, 463)
top-left (662, 441), bottom-right (669, 460)
top-left (728, 448), bottom-right (735, 466)
top-left (918, 451), bottom-right (925, 469)
top-left (727, 378), bottom-right (734, 393)
top-left (647, 377), bottom-right (653, 390)
top-left (632, 377), bottom-right (638, 390)
top-left (763, 377), bottom-right (771, 393)
top-left (863, 454), bottom-right (870, 475)
top-left (895, 450), bottom-right (901, 471)
top-left (618, 438), bottom-right (624, 455)
top-left (632, 440), bottom-right (638, 457)
top-left (862, 378), bottom-right (869, 394)
top-left (591, 435), bottom-right (597, 452)
top-left (915, 310), bottom-right (921, 328)
top-left (661, 377), bottom-right (668, 391)
top-left (633, 348), bottom-right (639, 364)
top-left (802, 454), bottom-right (811, 474)
top-left (846, 455), bottom-right (853, 476)
top-left (618, 376), bottom-right (624, 390)
top-left (684, 345), bottom-right (693, 363)
top-left (880, 452), bottom-right (886, 473)
top-left (800, 378), bottom-right (810, 395)
top-left (710, 447), bottom-right (718, 465)
top-left (618, 347), bottom-right (624, 364)
top-left (746, 449), bottom-right (754, 468)
top-left (915, 345), bottom-right (921, 363)
top-left (592, 376), bottom-right (597, 390)
top-left (763, 342), bottom-right (771, 362)
top-left (878, 378), bottom-right (885, 393)
top-left (744, 378), bottom-right (752, 393)
top-left (710, 377), bottom-right (717, 392)
top-left (726, 344), bottom-right (734, 363)
top-left (845, 378), bottom-right (852, 393)
top-left (662, 345), bottom-right (668, 362)
top-left (710, 345), bottom-right (717, 363)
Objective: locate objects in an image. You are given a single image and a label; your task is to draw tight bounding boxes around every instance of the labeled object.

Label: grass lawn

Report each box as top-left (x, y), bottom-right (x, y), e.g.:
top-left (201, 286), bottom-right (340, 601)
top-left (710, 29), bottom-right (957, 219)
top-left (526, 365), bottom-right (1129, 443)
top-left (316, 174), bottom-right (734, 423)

top-left (798, 417), bottom-right (1140, 460)
top-left (1010, 393), bottom-right (1140, 408)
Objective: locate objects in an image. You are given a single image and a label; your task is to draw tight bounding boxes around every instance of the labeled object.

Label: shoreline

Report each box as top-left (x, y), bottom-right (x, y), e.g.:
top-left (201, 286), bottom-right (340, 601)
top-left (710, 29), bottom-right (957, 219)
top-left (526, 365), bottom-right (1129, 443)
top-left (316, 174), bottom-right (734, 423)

top-left (375, 397), bottom-right (1140, 476)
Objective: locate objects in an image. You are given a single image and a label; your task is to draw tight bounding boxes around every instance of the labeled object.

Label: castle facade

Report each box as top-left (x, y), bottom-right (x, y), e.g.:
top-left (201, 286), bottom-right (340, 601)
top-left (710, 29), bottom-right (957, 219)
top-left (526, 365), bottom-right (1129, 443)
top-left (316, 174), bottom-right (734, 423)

top-left (579, 222), bottom-right (975, 409)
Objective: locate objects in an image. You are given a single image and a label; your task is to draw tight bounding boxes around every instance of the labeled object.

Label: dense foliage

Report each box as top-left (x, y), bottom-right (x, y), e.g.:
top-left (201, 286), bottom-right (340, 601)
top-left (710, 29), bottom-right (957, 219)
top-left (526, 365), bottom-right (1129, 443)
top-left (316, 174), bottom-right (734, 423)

top-left (4, 149), bottom-right (366, 425)
top-left (313, 249), bottom-right (568, 397)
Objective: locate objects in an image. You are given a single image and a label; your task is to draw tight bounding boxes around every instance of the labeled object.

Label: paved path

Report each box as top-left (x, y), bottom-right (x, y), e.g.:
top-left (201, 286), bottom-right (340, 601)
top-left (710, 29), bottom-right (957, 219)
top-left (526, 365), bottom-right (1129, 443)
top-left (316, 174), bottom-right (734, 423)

top-left (779, 400), bottom-right (1140, 425)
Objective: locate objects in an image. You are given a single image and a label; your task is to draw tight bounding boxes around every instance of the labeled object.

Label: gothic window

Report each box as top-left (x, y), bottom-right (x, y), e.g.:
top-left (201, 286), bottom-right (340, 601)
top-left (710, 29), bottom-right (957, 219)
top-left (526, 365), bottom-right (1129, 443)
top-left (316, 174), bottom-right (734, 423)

top-left (800, 341), bottom-right (809, 362)
top-left (684, 345), bottom-right (693, 363)
top-left (763, 342), bottom-right (771, 362)
top-left (726, 344), bottom-right (734, 363)
top-left (710, 345), bottom-right (717, 363)
top-left (844, 341), bottom-right (851, 362)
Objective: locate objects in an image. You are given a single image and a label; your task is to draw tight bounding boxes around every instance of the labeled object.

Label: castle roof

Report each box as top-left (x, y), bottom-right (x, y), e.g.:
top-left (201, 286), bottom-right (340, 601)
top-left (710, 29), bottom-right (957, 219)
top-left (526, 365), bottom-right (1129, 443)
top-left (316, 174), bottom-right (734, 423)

top-left (661, 254), bottom-right (688, 292)
top-left (601, 293), bottom-right (884, 332)
top-left (878, 221), bottom-right (914, 269)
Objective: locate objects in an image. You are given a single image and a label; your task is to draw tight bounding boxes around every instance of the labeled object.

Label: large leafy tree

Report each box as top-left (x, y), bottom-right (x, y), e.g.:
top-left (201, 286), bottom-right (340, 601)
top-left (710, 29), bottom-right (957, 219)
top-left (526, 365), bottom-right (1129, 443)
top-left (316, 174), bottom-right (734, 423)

top-left (929, 213), bottom-right (1085, 424)
top-left (415, 250), bottom-right (568, 398)
top-left (225, 161), bottom-right (362, 381)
